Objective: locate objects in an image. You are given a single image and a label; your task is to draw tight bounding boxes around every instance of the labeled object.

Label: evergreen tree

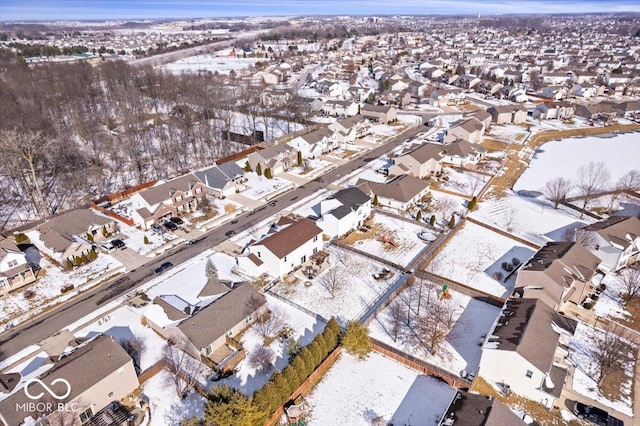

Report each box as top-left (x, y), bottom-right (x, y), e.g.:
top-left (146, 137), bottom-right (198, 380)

top-left (272, 373), bottom-right (291, 406)
top-left (86, 233), bottom-right (94, 242)
top-left (416, 210), bottom-right (422, 222)
top-left (290, 355), bottom-right (309, 383)
top-left (298, 347), bottom-right (315, 377)
top-left (81, 253), bottom-right (89, 264)
top-left (102, 226), bottom-right (108, 237)
top-left (205, 258), bottom-right (218, 280)
top-left (256, 163), bottom-right (263, 176)
top-left (252, 381), bottom-right (277, 418)
top-left (264, 168), bottom-right (273, 179)
top-left (448, 215), bottom-right (456, 228)
top-left (314, 333), bottom-right (329, 359)
top-left (144, 235), bottom-right (150, 244)
top-left (282, 365), bottom-right (302, 396)
top-left (373, 194), bottom-right (379, 206)
top-left (297, 151), bottom-right (303, 166)
top-left (74, 255), bottom-right (83, 266)
top-left (430, 215), bottom-right (436, 226)
top-left (204, 386), bottom-right (261, 426)
top-left (66, 259), bottom-right (74, 270)
top-left (468, 196), bottom-right (477, 210)
top-left (342, 321), bottom-right (371, 360)
top-left (88, 249), bottom-right (98, 261)
top-left (244, 161), bottom-right (252, 172)
top-left (309, 340), bottom-right (324, 368)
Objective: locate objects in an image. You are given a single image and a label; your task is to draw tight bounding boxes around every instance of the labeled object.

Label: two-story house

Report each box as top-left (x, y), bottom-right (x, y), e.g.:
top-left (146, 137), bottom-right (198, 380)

top-left (478, 298), bottom-right (577, 409)
top-left (236, 217), bottom-right (323, 278)
top-left (580, 216), bottom-right (640, 272)
top-left (322, 100), bottom-right (359, 117)
top-left (328, 116), bottom-right (371, 143)
top-left (356, 175), bottom-right (430, 212)
top-left (515, 242), bottom-right (601, 311)
top-left (315, 187), bottom-right (372, 239)
top-left (287, 127), bottom-right (340, 159)
top-left (0, 236), bottom-right (36, 293)
top-left (448, 117), bottom-right (485, 144)
top-left (194, 162), bottom-right (245, 198)
top-left (533, 102), bottom-right (575, 120)
top-left (487, 105), bottom-right (528, 124)
top-left (246, 144), bottom-right (299, 176)
top-left (130, 174), bottom-right (205, 229)
top-left (360, 104), bottom-right (397, 124)
top-left (440, 137), bottom-right (486, 167)
top-left (389, 143), bottom-right (443, 179)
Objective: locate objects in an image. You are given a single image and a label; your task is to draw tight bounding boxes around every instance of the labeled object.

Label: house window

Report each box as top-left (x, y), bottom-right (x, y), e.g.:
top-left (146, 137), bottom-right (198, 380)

top-left (301, 255), bottom-right (306, 263)
top-left (525, 370), bottom-right (533, 378)
top-left (284, 256), bottom-right (287, 262)
top-left (195, 188), bottom-right (202, 194)
top-left (7, 259), bottom-right (18, 268)
top-left (227, 331), bottom-right (232, 337)
top-left (175, 195), bottom-right (182, 202)
top-left (313, 235), bottom-right (318, 242)
top-left (205, 346), bottom-right (212, 356)
top-left (257, 251), bottom-right (261, 258)
top-left (79, 407), bottom-right (94, 423)
top-left (108, 391), bottom-right (114, 398)
top-left (313, 247), bottom-right (318, 254)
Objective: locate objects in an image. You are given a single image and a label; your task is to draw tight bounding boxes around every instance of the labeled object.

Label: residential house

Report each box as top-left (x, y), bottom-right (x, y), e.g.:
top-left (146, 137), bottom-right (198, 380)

top-left (476, 80), bottom-right (503, 96)
top-left (328, 116), bottom-right (371, 142)
top-left (541, 85), bottom-right (570, 101)
top-left (28, 209), bottom-right (116, 265)
top-left (487, 105), bottom-right (528, 124)
top-left (389, 142), bottom-right (443, 179)
top-left (439, 391), bottom-right (527, 426)
top-left (572, 83), bottom-right (605, 98)
top-left (469, 110), bottom-right (492, 131)
top-left (430, 88), bottom-right (466, 107)
top-left (144, 282), bottom-right (267, 371)
top-left (315, 187), bottom-right (372, 238)
top-left (0, 236), bottom-right (36, 293)
top-left (236, 217), bottom-right (323, 278)
top-left (407, 80), bottom-right (429, 98)
top-left (580, 216), bottom-right (640, 272)
top-left (532, 102), bottom-right (575, 120)
top-left (390, 79), bottom-right (410, 92)
top-left (356, 175), bottom-right (430, 211)
top-left (322, 99), bottom-right (359, 117)
top-left (449, 117), bottom-right (485, 144)
top-left (478, 298), bottom-right (576, 409)
top-left (360, 104), bottom-right (397, 124)
top-left (515, 242), bottom-right (601, 310)
top-left (287, 127), bottom-right (340, 159)
top-left (454, 75), bottom-right (481, 90)
top-left (574, 102), bottom-right (620, 120)
top-left (0, 334), bottom-right (140, 426)
top-left (130, 174), bottom-right (205, 230)
top-left (194, 162), bottom-right (245, 198)
top-left (441, 138), bottom-right (486, 167)
top-left (246, 144), bottom-right (299, 176)
top-left (317, 79), bottom-right (343, 98)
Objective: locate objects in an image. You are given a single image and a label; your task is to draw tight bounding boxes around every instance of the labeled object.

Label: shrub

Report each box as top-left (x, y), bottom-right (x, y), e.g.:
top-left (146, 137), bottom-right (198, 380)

top-left (493, 271), bottom-right (504, 281)
top-left (468, 196), bottom-right (477, 210)
top-left (86, 233), bottom-right (94, 242)
top-left (144, 235), bottom-right (150, 245)
top-left (89, 249), bottom-right (98, 261)
top-left (598, 283), bottom-right (607, 292)
top-left (583, 301), bottom-right (594, 310)
top-left (23, 289), bottom-right (36, 299)
top-left (501, 262), bottom-right (514, 272)
top-left (512, 257), bottom-right (521, 267)
top-left (244, 161), bottom-right (252, 172)
top-left (591, 294), bottom-right (599, 301)
top-left (342, 321), bottom-right (371, 359)
top-left (430, 215), bottom-right (436, 226)
top-left (256, 163), bottom-right (262, 176)
top-left (448, 216), bottom-right (456, 228)
top-left (61, 284), bottom-right (74, 294)
top-left (81, 253), bottom-right (89, 264)
top-left (14, 233), bottom-right (29, 244)
top-left (264, 167), bottom-right (273, 179)
top-left (66, 259), bottom-right (74, 270)
top-left (373, 194), bottom-right (379, 206)
top-left (102, 227), bottom-right (108, 237)
top-left (416, 210), bottom-right (422, 222)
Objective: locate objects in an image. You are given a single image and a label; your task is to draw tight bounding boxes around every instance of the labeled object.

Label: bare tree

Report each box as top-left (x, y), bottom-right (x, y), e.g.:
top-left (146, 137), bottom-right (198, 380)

top-left (543, 177), bottom-right (572, 209)
top-left (248, 345), bottom-right (275, 372)
top-left (247, 295), bottom-right (284, 340)
top-left (319, 266), bottom-right (345, 298)
top-left (387, 300), bottom-right (405, 342)
top-left (620, 266), bottom-right (640, 303)
top-left (588, 323), bottom-right (636, 387)
top-left (562, 226), bottom-right (597, 249)
top-left (164, 338), bottom-right (206, 399)
top-left (617, 169), bottom-right (640, 192)
top-left (416, 297), bottom-right (461, 355)
top-left (120, 337), bottom-right (144, 374)
top-left (576, 162), bottom-right (611, 219)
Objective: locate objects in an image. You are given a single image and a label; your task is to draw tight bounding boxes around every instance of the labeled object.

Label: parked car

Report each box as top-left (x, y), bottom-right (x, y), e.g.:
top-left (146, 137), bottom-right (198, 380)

top-left (150, 223), bottom-right (164, 234)
top-left (169, 217), bottom-right (184, 225)
top-left (573, 402), bottom-right (624, 426)
top-left (268, 200), bottom-right (277, 207)
top-left (111, 239), bottom-right (126, 249)
top-left (154, 262), bottom-right (173, 275)
top-left (100, 242), bottom-right (116, 254)
top-left (375, 168), bottom-right (389, 176)
top-left (164, 221), bottom-right (178, 231)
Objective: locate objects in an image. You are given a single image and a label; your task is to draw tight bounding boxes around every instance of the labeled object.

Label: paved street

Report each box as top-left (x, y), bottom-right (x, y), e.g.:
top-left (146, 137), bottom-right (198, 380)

top-left (0, 116), bottom-right (426, 363)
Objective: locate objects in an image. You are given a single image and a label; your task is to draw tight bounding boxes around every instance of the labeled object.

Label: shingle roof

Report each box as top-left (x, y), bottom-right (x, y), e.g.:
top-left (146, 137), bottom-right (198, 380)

top-left (332, 187), bottom-right (370, 209)
top-left (522, 241), bottom-right (601, 284)
top-left (583, 216), bottom-right (640, 249)
top-left (138, 174), bottom-right (201, 206)
top-left (356, 175), bottom-right (429, 203)
top-left (441, 391), bottom-right (526, 426)
top-left (194, 162), bottom-right (244, 191)
top-left (256, 218), bottom-right (322, 259)
top-left (398, 142), bottom-right (443, 163)
top-left (34, 209), bottom-right (112, 252)
top-left (177, 282), bottom-right (266, 349)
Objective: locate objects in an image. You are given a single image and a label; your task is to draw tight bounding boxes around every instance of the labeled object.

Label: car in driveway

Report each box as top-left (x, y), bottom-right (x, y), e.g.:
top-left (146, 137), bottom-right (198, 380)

top-left (164, 221), bottom-right (178, 231)
top-left (150, 223), bottom-right (164, 234)
top-left (169, 217), bottom-right (184, 225)
top-left (154, 262), bottom-right (173, 274)
top-left (111, 238), bottom-right (126, 249)
top-left (100, 242), bottom-right (116, 254)
top-left (573, 402), bottom-right (624, 426)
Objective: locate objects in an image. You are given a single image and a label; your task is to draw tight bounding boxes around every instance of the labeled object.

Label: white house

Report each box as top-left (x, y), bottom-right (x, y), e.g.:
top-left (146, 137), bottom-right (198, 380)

top-left (287, 127), bottom-right (340, 159)
top-left (479, 298), bottom-right (576, 409)
top-left (322, 100), bottom-right (359, 117)
top-left (194, 162), bottom-right (245, 198)
top-left (328, 116), bottom-right (371, 143)
top-left (580, 216), bottom-right (640, 272)
top-left (236, 217), bottom-right (323, 278)
top-left (0, 236), bottom-right (36, 293)
top-left (315, 187), bottom-right (372, 238)
top-left (441, 137), bottom-right (487, 167)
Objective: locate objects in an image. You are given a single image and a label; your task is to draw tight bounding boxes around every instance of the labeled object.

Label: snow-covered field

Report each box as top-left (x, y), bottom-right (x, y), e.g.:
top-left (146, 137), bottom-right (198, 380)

top-left (439, 167), bottom-right (489, 197)
top-left (429, 221), bottom-right (535, 297)
top-left (469, 192), bottom-right (593, 247)
top-left (286, 158), bottom-right (334, 179)
top-left (306, 351), bottom-right (456, 426)
top-left (486, 123), bottom-right (529, 143)
top-left (370, 287), bottom-right (501, 376)
top-left (271, 247), bottom-right (397, 323)
top-left (568, 322), bottom-right (634, 417)
top-left (161, 54), bottom-right (264, 75)
top-left (593, 272), bottom-right (630, 321)
top-left (211, 295), bottom-right (325, 395)
top-left (342, 212), bottom-right (430, 267)
top-left (515, 132), bottom-right (640, 194)
top-left (143, 370), bottom-right (206, 426)
top-left (237, 173), bottom-right (294, 201)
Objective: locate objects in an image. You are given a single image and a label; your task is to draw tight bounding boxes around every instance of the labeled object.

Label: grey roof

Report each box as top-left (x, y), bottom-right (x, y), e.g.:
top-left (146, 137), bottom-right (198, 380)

top-left (256, 218), bottom-right (323, 259)
top-left (488, 104), bottom-right (527, 114)
top-left (0, 236), bottom-right (20, 255)
top-left (361, 104), bottom-right (394, 113)
top-left (398, 142), bottom-right (443, 163)
top-left (582, 216), bottom-right (640, 250)
top-left (328, 204), bottom-right (353, 220)
top-left (35, 209), bottom-right (112, 252)
top-left (489, 298), bottom-right (575, 372)
top-left (356, 175), bottom-right (429, 203)
top-left (0, 334), bottom-right (135, 426)
top-left (194, 162), bottom-right (244, 191)
top-left (177, 282), bottom-right (266, 349)
top-left (254, 143), bottom-right (296, 161)
top-left (441, 391), bottom-right (526, 426)
top-left (138, 173), bottom-right (201, 206)
top-left (522, 241), bottom-right (600, 285)
top-left (333, 187), bottom-right (370, 209)
top-left (443, 139), bottom-right (486, 158)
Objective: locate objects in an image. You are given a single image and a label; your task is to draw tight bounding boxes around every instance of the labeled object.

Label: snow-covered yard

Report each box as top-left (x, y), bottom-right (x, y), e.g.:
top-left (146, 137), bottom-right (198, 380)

top-left (306, 351), bottom-right (456, 426)
top-left (514, 132), bottom-right (640, 194)
top-left (236, 172), bottom-right (295, 201)
top-left (271, 247), bottom-right (397, 323)
top-left (439, 167), bottom-right (489, 197)
top-left (429, 221), bottom-right (535, 297)
top-left (115, 223), bottom-right (180, 255)
top-left (143, 370), bottom-right (206, 426)
top-left (568, 322), bottom-right (634, 417)
top-left (286, 158), bottom-right (334, 180)
top-left (485, 123), bottom-right (530, 143)
top-left (161, 54), bottom-right (264, 75)
top-left (341, 212), bottom-right (431, 267)
top-left (593, 272), bottom-right (632, 321)
top-left (469, 192), bottom-right (593, 247)
top-left (370, 287), bottom-right (501, 376)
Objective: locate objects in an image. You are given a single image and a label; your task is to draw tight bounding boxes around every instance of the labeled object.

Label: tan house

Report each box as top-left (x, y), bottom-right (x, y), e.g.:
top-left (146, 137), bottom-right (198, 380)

top-left (441, 137), bottom-right (486, 167)
top-left (356, 175), bottom-right (430, 211)
top-left (0, 236), bottom-right (36, 293)
top-left (0, 334), bottom-right (140, 426)
top-left (487, 105), bottom-right (528, 124)
top-left (389, 143), bottom-right (443, 178)
top-left (580, 216), bottom-right (640, 272)
top-left (130, 174), bottom-right (206, 230)
top-left (448, 117), bottom-right (485, 144)
top-left (145, 282), bottom-right (268, 371)
top-left (360, 104), bottom-right (397, 124)
top-left (328, 116), bottom-right (371, 142)
top-left (27, 209), bottom-right (116, 265)
top-left (247, 143), bottom-right (299, 176)
top-left (515, 242), bottom-right (601, 310)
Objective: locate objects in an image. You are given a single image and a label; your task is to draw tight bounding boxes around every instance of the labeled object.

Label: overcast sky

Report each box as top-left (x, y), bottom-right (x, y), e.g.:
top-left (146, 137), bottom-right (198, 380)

top-left (1, 0), bottom-right (640, 21)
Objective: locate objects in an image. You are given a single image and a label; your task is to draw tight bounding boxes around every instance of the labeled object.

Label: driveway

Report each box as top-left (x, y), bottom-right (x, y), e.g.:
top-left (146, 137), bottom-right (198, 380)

top-left (110, 248), bottom-right (148, 271)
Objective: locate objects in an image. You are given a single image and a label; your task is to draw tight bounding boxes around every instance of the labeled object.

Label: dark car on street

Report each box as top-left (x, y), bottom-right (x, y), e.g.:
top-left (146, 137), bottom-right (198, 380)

top-left (169, 217), bottom-right (184, 225)
top-left (154, 262), bottom-right (173, 275)
top-left (574, 402), bottom-right (624, 426)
